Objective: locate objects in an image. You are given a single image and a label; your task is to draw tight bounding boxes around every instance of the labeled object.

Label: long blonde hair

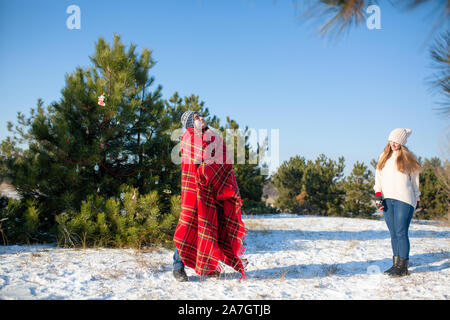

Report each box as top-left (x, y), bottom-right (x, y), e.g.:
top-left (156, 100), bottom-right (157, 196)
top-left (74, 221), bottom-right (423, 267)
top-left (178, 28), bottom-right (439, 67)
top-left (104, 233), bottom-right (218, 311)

top-left (377, 143), bottom-right (422, 175)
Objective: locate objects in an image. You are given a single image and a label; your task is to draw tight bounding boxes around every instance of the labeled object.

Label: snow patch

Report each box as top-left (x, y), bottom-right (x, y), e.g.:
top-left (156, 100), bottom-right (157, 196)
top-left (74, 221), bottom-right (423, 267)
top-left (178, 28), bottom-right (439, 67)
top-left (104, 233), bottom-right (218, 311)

top-left (0, 215), bottom-right (449, 299)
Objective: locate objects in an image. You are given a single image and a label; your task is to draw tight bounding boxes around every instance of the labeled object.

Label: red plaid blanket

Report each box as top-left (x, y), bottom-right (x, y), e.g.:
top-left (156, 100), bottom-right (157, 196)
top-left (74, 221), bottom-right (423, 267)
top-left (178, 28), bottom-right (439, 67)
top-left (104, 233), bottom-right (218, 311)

top-left (174, 127), bottom-right (247, 279)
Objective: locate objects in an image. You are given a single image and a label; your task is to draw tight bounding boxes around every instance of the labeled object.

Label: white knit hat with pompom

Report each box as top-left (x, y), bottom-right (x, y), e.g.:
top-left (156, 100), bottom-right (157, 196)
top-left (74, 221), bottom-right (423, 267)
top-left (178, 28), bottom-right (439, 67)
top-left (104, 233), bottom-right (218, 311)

top-left (388, 128), bottom-right (412, 145)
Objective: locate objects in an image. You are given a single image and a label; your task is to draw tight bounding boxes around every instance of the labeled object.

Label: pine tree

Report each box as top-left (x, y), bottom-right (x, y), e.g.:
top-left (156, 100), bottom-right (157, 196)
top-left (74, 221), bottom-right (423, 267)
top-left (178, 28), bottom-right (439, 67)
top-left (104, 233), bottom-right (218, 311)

top-left (220, 117), bottom-right (269, 213)
top-left (342, 161), bottom-right (375, 217)
top-left (418, 157), bottom-right (449, 219)
top-left (272, 154), bottom-right (345, 215)
top-left (272, 156), bottom-right (308, 213)
top-left (302, 154), bottom-right (345, 216)
top-left (1, 35), bottom-right (173, 233)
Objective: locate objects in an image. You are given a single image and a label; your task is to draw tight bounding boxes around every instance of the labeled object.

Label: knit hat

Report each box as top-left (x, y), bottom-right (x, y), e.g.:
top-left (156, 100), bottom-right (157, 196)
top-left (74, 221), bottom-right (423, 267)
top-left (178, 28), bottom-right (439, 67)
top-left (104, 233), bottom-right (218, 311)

top-left (388, 128), bottom-right (412, 146)
top-left (181, 110), bottom-right (196, 129)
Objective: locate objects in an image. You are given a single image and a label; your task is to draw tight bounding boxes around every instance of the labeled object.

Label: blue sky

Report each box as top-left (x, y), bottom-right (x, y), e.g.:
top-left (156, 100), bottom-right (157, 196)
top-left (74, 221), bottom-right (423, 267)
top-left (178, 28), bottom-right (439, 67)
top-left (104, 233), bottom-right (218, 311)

top-left (0, 0), bottom-right (448, 176)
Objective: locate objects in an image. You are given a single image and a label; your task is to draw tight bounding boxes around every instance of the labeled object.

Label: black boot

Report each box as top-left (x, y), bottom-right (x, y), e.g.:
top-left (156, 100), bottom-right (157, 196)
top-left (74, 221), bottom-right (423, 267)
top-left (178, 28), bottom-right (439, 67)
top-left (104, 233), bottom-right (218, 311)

top-left (384, 256), bottom-right (399, 275)
top-left (390, 258), bottom-right (410, 277)
top-left (173, 268), bottom-right (189, 282)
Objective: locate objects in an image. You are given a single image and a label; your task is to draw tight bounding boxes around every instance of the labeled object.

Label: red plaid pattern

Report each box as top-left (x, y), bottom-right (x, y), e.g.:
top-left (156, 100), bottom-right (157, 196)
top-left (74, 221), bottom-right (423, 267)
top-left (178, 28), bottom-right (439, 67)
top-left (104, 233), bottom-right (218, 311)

top-left (174, 127), bottom-right (247, 278)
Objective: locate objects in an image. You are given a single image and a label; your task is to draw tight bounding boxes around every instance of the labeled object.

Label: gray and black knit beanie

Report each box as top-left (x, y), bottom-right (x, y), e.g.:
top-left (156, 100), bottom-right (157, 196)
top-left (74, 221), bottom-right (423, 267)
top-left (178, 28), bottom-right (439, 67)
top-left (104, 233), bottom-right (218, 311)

top-left (181, 110), bottom-right (196, 129)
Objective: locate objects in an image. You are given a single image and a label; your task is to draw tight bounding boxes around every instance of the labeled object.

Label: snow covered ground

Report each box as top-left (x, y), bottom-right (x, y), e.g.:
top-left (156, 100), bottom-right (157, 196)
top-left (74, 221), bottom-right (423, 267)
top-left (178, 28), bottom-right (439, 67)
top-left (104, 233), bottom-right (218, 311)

top-left (0, 214), bottom-right (449, 300)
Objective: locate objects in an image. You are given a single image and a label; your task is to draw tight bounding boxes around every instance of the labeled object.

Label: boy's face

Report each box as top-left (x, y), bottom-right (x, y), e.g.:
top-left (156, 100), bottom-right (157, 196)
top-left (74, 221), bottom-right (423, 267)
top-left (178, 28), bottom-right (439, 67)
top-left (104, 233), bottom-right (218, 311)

top-left (193, 113), bottom-right (206, 129)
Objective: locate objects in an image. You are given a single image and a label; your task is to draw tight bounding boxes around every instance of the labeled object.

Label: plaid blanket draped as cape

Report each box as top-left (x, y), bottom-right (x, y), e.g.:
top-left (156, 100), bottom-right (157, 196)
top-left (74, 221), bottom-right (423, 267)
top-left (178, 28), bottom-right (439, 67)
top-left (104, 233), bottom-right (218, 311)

top-left (173, 127), bottom-right (247, 278)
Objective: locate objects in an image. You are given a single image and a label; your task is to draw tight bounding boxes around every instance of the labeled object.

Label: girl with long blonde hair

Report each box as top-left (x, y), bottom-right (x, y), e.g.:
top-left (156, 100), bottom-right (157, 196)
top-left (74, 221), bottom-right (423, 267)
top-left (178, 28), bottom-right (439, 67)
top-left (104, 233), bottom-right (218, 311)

top-left (374, 128), bottom-right (422, 277)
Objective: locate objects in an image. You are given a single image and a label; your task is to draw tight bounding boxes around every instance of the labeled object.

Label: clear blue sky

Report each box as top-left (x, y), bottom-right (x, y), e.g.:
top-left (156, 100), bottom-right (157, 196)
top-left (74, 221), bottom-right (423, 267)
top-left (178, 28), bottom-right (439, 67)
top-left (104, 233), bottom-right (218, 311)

top-left (0, 0), bottom-right (448, 176)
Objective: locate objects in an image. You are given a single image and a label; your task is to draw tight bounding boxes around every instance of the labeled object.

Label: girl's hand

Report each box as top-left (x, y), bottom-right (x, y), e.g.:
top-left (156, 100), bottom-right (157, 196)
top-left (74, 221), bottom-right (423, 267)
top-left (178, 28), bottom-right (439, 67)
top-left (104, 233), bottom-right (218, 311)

top-left (374, 192), bottom-right (384, 211)
top-left (375, 200), bottom-right (384, 211)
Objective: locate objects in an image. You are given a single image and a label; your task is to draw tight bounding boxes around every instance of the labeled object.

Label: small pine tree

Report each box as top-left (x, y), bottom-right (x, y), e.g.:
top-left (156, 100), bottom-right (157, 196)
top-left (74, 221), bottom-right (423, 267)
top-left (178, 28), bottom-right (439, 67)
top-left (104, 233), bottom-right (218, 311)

top-left (342, 161), bottom-right (376, 217)
top-left (418, 158), bottom-right (448, 219)
top-left (273, 154), bottom-right (345, 215)
top-left (55, 185), bottom-right (180, 248)
top-left (272, 156), bottom-right (307, 213)
top-left (1, 35), bottom-right (173, 233)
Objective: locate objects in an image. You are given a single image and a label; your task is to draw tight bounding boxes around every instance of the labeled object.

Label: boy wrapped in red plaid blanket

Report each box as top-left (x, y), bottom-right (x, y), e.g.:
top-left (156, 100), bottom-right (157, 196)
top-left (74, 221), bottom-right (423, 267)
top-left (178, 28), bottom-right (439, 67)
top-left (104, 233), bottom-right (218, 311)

top-left (173, 111), bottom-right (247, 281)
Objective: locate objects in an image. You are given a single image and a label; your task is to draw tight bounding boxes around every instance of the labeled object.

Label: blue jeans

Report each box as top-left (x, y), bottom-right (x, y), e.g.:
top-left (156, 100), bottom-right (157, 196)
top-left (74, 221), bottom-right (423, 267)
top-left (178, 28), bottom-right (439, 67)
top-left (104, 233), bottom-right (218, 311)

top-left (173, 248), bottom-right (184, 271)
top-left (383, 198), bottom-right (414, 259)
top-left (173, 201), bottom-right (224, 271)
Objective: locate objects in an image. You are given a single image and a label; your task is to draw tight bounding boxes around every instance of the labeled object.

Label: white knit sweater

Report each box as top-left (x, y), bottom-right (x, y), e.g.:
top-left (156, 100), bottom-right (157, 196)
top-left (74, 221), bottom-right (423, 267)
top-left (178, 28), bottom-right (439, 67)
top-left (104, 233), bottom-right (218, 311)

top-left (374, 151), bottom-right (420, 208)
